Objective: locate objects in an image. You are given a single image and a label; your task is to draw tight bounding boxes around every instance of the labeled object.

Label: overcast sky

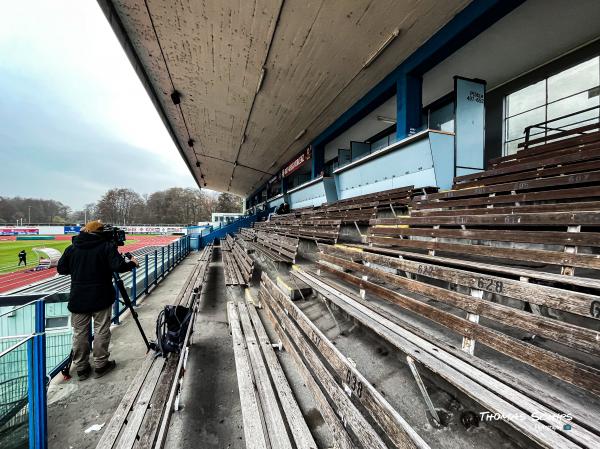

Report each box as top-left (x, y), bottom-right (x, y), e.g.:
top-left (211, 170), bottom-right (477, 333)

top-left (0, 0), bottom-right (198, 210)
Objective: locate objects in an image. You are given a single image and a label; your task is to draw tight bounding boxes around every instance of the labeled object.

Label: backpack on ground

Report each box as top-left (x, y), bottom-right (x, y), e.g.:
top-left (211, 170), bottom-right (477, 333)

top-left (155, 305), bottom-right (192, 355)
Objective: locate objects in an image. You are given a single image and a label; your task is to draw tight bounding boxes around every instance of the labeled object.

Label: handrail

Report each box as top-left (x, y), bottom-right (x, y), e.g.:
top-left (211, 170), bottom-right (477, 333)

top-left (522, 105), bottom-right (600, 149)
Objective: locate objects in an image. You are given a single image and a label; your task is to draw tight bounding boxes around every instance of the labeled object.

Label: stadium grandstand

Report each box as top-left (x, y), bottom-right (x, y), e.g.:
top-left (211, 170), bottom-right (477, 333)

top-left (2, 0), bottom-right (600, 448)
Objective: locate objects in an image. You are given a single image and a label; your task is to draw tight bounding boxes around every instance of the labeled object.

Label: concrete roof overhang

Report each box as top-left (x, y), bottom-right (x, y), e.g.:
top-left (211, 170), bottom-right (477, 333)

top-left (98, 0), bottom-right (471, 196)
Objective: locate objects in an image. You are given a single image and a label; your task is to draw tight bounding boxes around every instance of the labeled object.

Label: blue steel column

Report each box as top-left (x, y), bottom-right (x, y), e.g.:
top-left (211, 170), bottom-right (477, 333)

top-left (33, 300), bottom-right (47, 449)
top-left (154, 250), bottom-right (158, 285)
top-left (396, 72), bottom-right (423, 140)
top-left (27, 338), bottom-right (35, 449)
top-left (161, 247), bottom-right (165, 278)
top-left (131, 267), bottom-right (137, 305)
top-left (144, 254), bottom-right (149, 294)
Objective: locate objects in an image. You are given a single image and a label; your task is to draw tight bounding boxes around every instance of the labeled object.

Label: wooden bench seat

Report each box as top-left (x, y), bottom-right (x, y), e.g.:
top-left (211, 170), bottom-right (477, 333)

top-left (256, 218), bottom-right (341, 243)
top-left (453, 136), bottom-right (600, 189)
top-left (227, 300), bottom-right (316, 449)
top-left (238, 227), bottom-right (256, 242)
top-left (367, 211), bottom-right (600, 277)
top-left (411, 170), bottom-right (600, 216)
top-left (291, 266), bottom-right (600, 449)
top-left (221, 234), bottom-right (235, 252)
top-left (248, 231), bottom-right (299, 264)
top-left (223, 240), bottom-right (254, 286)
top-left (259, 273), bottom-right (431, 449)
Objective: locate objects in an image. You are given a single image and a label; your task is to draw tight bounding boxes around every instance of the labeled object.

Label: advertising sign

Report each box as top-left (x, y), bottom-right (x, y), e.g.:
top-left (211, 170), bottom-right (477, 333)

top-left (0, 228), bottom-right (39, 236)
top-left (122, 226), bottom-right (186, 235)
top-left (64, 226), bottom-right (82, 234)
top-left (282, 146), bottom-right (312, 178)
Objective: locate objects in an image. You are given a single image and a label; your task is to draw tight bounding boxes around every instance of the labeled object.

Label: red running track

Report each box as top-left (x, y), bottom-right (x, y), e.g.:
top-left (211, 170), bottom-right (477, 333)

top-left (0, 235), bottom-right (180, 294)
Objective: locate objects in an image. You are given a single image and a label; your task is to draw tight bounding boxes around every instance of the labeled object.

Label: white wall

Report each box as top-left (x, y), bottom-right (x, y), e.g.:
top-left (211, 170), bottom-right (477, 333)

top-left (324, 96), bottom-right (396, 162)
top-left (422, 0), bottom-right (600, 106)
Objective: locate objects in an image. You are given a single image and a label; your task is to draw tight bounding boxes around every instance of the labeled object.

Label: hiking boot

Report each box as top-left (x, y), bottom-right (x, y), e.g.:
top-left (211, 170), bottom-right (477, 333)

top-left (77, 366), bottom-right (92, 381)
top-left (94, 360), bottom-right (116, 378)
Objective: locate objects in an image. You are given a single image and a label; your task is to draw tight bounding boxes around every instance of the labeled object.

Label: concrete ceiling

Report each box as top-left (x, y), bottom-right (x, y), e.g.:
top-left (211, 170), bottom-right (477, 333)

top-left (100, 0), bottom-right (470, 196)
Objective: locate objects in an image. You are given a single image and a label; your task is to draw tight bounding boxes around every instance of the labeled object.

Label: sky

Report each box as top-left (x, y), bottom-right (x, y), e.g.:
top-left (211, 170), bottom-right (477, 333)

top-left (0, 0), bottom-right (199, 210)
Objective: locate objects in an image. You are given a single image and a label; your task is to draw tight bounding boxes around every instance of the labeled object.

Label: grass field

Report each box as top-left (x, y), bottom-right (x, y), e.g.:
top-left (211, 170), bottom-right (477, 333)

top-left (0, 237), bottom-right (140, 275)
top-left (0, 240), bottom-right (72, 274)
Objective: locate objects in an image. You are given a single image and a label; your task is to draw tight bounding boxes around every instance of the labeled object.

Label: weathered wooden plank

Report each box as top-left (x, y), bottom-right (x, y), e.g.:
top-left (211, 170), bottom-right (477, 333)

top-left (457, 140), bottom-right (600, 183)
top-left (321, 244), bottom-right (598, 318)
top-left (412, 185), bottom-right (600, 210)
top-left (245, 302), bottom-right (318, 449)
top-left (262, 275), bottom-right (429, 449)
top-left (132, 357), bottom-right (178, 449)
top-left (292, 269), bottom-right (598, 449)
top-left (260, 279), bottom-right (388, 449)
top-left (367, 235), bottom-right (600, 270)
top-left (95, 354), bottom-right (157, 449)
top-left (260, 290), bottom-right (356, 449)
top-left (369, 226), bottom-right (600, 247)
top-left (115, 357), bottom-right (166, 449)
top-left (238, 302), bottom-right (294, 449)
top-left (411, 201), bottom-right (600, 217)
top-left (319, 253), bottom-right (600, 354)
top-left (227, 302), bottom-right (269, 449)
top-left (413, 170), bottom-right (600, 202)
top-left (317, 263), bottom-right (600, 396)
top-left (372, 211), bottom-right (600, 226)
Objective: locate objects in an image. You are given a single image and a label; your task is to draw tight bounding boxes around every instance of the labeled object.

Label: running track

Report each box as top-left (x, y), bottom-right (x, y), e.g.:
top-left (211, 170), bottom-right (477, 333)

top-left (0, 235), bottom-right (179, 294)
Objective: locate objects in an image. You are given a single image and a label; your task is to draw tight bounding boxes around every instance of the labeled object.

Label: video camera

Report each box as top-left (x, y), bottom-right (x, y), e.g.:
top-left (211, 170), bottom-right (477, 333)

top-left (98, 224), bottom-right (126, 246)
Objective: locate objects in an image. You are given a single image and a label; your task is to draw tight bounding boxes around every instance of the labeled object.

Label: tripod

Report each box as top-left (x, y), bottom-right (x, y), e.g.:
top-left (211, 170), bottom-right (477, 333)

top-left (113, 271), bottom-right (158, 352)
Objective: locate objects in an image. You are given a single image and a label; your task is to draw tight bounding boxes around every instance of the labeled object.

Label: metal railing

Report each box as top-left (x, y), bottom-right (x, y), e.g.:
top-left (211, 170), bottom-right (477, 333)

top-left (522, 105), bottom-right (600, 150)
top-left (0, 235), bottom-right (191, 449)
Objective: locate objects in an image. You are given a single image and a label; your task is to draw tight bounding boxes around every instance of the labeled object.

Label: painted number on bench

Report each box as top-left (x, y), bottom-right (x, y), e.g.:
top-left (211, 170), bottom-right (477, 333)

top-left (345, 369), bottom-right (363, 398)
top-left (476, 277), bottom-right (503, 293)
top-left (310, 330), bottom-right (321, 348)
top-left (417, 264), bottom-right (436, 277)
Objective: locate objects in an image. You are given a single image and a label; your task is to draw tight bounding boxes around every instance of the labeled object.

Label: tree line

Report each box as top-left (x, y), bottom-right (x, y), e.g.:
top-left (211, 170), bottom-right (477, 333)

top-left (0, 188), bottom-right (242, 225)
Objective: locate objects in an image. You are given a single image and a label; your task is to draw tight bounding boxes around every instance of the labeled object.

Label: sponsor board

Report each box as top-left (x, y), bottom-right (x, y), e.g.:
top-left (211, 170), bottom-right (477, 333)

top-left (0, 228), bottom-right (39, 236)
top-left (122, 226), bottom-right (187, 234)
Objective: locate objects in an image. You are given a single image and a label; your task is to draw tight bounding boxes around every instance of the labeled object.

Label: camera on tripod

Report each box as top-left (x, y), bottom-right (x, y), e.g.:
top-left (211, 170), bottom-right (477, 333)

top-left (98, 224), bottom-right (126, 246)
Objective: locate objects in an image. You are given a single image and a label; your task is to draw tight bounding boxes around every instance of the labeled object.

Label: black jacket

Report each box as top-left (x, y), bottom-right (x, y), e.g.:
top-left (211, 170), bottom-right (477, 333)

top-left (57, 232), bottom-right (136, 313)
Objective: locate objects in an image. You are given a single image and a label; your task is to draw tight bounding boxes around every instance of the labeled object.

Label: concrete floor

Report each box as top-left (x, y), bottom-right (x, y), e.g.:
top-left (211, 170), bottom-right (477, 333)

top-left (165, 249), bottom-right (246, 449)
top-left (45, 257), bottom-right (198, 449)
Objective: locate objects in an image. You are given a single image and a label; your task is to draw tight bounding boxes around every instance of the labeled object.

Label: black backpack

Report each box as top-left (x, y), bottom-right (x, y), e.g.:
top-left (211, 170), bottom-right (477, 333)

top-left (155, 305), bottom-right (192, 355)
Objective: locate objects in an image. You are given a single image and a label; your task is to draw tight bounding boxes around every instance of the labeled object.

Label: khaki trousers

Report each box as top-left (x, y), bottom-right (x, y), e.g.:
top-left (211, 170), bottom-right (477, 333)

top-left (71, 307), bottom-right (112, 371)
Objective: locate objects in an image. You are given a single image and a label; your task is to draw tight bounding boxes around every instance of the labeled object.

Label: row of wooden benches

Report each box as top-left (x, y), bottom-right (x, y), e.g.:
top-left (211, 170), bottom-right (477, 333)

top-left (294, 129), bottom-right (600, 447)
top-left (223, 231), bottom-right (300, 287)
top-left (229, 273), bottom-right (432, 449)
top-left (97, 244), bottom-right (213, 449)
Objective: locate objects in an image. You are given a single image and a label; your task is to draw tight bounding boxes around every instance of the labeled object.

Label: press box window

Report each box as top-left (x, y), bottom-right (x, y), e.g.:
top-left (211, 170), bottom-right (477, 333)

top-left (503, 56), bottom-right (600, 155)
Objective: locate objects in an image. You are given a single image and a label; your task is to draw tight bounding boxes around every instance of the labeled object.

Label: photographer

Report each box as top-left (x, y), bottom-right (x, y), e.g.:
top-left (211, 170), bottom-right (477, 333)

top-left (57, 220), bottom-right (138, 380)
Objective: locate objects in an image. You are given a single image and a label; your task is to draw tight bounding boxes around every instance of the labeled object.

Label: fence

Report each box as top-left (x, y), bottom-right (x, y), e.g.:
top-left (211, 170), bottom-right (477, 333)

top-left (0, 235), bottom-right (191, 449)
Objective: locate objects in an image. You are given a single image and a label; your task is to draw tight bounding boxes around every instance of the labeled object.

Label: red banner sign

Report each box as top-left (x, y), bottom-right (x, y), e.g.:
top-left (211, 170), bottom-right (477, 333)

top-left (282, 146), bottom-right (312, 178)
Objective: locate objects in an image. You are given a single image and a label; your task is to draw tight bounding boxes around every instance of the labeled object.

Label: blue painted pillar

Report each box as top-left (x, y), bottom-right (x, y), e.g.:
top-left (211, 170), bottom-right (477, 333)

top-left (33, 300), bottom-right (48, 449)
top-left (396, 72), bottom-right (423, 140)
top-left (311, 144), bottom-right (324, 179)
top-left (281, 176), bottom-right (288, 194)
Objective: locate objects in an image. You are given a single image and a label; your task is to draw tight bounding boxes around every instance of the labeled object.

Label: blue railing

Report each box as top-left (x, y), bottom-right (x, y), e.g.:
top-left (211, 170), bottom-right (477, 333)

top-left (0, 235), bottom-right (192, 449)
top-left (197, 212), bottom-right (267, 248)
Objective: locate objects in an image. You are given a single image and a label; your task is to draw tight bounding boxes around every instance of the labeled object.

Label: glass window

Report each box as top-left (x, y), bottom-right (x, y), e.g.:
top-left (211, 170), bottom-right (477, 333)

top-left (506, 80), bottom-right (545, 116)
top-left (428, 101), bottom-right (454, 132)
top-left (503, 56), bottom-right (600, 155)
top-left (548, 57), bottom-right (599, 102)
